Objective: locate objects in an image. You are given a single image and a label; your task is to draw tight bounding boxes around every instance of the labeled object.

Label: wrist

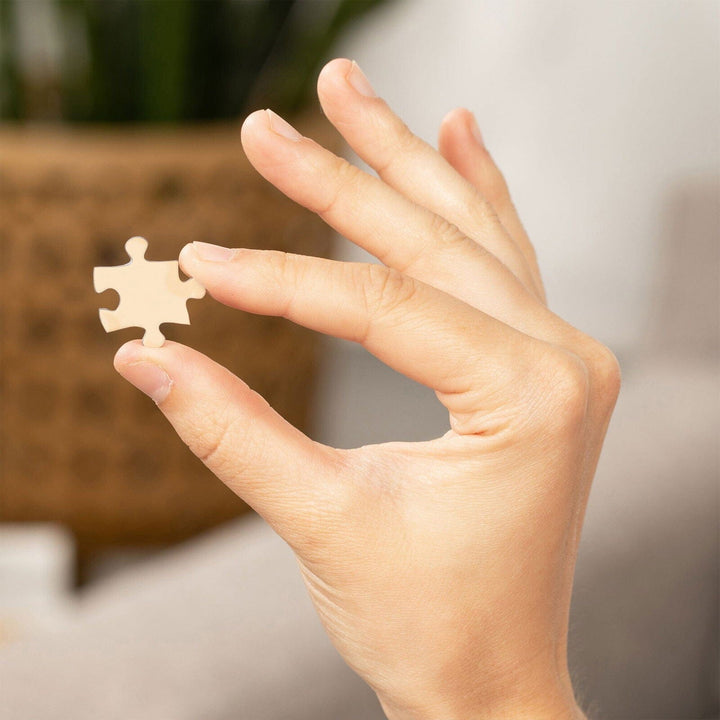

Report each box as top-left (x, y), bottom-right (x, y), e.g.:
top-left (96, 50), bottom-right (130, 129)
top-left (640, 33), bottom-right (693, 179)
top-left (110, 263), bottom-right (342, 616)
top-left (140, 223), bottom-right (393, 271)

top-left (380, 700), bottom-right (585, 720)
top-left (377, 674), bottom-right (585, 720)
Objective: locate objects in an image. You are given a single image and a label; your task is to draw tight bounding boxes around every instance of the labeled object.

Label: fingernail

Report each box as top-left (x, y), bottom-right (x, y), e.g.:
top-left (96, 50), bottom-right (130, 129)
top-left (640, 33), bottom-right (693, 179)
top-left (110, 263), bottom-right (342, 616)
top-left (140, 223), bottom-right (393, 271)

top-left (192, 241), bottom-right (236, 262)
top-left (346, 61), bottom-right (376, 97)
top-left (266, 109), bottom-right (302, 141)
top-left (469, 112), bottom-right (484, 147)
top-left (119, 361), bottom-right (172, 404)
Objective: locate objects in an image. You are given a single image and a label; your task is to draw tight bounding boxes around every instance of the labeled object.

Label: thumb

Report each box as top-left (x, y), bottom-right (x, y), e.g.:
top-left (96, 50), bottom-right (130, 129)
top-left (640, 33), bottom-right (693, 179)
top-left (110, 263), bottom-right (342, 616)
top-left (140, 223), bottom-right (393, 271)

top-left (113, 340), bottom-right (341, 544)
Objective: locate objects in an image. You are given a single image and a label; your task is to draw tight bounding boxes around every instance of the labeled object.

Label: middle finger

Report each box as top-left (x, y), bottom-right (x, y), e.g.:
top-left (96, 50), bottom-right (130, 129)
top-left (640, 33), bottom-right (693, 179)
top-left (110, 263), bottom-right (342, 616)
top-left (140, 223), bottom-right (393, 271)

top-left (316, 58), bottom-right (542, 299)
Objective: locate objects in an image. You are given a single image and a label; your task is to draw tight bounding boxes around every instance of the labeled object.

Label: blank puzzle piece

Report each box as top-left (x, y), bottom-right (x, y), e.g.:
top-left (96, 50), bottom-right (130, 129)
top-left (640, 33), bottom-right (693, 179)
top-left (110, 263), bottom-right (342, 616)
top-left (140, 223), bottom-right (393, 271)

top-left (94, 236), bottom-right (206, 347)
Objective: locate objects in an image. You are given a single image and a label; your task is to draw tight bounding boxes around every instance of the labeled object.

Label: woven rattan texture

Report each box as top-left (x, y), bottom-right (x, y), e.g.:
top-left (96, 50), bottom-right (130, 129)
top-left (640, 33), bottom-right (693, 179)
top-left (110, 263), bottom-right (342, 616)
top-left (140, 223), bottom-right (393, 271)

top-left (0, 124), bottom-right (334, 552)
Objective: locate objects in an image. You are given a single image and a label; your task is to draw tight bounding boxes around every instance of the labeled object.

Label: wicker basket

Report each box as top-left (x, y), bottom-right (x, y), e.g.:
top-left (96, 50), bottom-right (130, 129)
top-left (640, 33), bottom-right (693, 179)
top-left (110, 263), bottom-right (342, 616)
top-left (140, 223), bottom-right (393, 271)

top-left (0, 120), bottom-right (335, 562)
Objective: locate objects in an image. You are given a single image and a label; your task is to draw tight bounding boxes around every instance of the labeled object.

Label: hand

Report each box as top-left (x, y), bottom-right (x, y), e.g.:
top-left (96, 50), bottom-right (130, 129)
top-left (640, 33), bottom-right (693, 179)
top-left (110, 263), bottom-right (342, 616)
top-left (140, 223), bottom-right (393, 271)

top-left (114, 59), bottom-right (619, 719)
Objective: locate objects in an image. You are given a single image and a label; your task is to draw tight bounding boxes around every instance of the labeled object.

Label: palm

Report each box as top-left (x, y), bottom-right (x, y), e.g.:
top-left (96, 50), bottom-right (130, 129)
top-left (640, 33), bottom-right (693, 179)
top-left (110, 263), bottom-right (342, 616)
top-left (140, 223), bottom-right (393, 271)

top-left (294, 417), bottom-right (586, 708)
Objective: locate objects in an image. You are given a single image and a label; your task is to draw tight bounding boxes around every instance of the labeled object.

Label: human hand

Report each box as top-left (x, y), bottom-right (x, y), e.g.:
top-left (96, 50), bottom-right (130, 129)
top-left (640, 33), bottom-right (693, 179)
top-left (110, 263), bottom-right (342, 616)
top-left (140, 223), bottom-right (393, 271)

top-left (114, 59), bottom-right (619, 720)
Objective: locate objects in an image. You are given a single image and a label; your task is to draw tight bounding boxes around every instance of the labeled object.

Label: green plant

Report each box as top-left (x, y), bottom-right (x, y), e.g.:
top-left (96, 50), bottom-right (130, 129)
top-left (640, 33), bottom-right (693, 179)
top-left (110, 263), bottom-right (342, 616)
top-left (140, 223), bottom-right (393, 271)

top-left (0, 0), bottom-right (387, 122)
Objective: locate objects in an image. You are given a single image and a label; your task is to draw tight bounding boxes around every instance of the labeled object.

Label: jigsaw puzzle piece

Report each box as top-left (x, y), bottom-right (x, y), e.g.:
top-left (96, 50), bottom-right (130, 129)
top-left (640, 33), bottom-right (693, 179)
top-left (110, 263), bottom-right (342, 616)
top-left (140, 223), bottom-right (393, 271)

top-left (142, 326), bottom-right (166, 348)
top-left (99, 308), bottom-right (166, 347)
top-left (182, 277), bottom-right (206, 301)
top-left (93, 266), bottom-right (120, 295)
top-left (93, 237), bottom-right (145, 292)
top-left (94, 236), bottom-right (205, 347)
top-left (98, 307), bottom-right (124, 333)
top-left (125, 235), bottom-right (149, 261)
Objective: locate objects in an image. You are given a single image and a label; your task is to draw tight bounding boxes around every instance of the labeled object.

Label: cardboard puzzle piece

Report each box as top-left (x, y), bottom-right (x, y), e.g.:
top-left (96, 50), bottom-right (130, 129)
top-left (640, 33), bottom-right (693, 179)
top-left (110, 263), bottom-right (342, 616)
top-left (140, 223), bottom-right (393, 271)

top-left (94, 236), bottom-right (206, 347)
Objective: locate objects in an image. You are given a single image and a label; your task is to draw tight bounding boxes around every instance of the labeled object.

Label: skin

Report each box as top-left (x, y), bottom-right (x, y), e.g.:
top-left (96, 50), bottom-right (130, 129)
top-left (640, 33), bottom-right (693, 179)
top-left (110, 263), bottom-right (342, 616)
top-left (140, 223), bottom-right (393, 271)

top-left (114, 59), bottom-right (619, 719)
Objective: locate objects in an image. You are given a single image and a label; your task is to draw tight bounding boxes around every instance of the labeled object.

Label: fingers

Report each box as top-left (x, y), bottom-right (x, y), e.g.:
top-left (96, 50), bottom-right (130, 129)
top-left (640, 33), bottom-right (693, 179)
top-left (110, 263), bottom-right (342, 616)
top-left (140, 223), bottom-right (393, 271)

top-left (239, 92), bottom-right (593, 400)
top-left (438, 107), bottom-right (545, 301)
top-left (179, 243), bottom-right (540, 427)
top-left (315, 58), bottom-right (542, 299)
top-left (240, 108), bottom-right (534, 328)
top-left (113, 340), bottom-right (340, 542)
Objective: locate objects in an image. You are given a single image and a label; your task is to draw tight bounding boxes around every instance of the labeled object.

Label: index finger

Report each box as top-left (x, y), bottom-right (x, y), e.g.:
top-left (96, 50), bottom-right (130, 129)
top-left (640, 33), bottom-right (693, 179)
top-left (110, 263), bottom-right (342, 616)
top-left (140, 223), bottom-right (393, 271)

top-left (180, 244), bottom-right (548, 433)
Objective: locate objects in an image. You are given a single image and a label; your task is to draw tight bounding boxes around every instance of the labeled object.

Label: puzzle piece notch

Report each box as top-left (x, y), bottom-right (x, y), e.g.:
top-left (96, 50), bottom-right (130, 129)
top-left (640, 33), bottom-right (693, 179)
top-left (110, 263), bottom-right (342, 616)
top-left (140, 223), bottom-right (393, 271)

top-left (94, 236), bottom-right (206, 347)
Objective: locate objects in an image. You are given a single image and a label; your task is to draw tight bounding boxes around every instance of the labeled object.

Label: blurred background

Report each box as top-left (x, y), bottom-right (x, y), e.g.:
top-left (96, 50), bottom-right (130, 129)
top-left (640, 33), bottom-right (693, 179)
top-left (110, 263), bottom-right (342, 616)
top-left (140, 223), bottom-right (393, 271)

top-left (0, 1), bottom-right (717, 719)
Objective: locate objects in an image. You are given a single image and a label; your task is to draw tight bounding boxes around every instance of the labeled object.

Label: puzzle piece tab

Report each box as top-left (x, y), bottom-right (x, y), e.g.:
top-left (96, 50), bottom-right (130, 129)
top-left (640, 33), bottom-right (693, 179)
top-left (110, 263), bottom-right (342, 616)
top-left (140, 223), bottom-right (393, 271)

top-left (94, 236), bottom-right (206, 347)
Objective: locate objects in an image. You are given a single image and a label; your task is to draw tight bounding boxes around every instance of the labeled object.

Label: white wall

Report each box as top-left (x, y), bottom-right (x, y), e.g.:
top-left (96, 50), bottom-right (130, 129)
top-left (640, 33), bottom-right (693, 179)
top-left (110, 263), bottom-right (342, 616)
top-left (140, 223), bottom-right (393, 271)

top-left (336, 0), bottom-right (719, 352)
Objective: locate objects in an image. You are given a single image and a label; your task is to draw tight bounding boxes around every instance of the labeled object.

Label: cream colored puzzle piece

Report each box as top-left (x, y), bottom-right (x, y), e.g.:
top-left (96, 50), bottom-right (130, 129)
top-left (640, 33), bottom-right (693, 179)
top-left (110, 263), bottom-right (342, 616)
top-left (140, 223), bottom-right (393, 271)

top-left (94, 236), bottom-right (205, 347)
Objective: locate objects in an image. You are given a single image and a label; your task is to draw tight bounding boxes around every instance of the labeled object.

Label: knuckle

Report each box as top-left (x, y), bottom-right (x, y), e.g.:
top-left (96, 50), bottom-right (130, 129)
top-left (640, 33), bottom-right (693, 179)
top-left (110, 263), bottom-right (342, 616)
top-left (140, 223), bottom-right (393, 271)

top-left (455, 170), bottom-right (501, 223)
top-left (378, 116), bottom-right (423, 173)
top-left (394, 116), bottom-right (419, 151)
top-left (261, 250), bottom-right (304, 315)
top-left (191, 402), bottom-right (270, 480)
top-left (533, 349), bottom-right (590, 433)
top-left (483, 167), bottom-right (511, 209)
top-left (356, 264), bottom-right (417, 324)
top-left (260, 249), bottom-right (291, 283)
top-left (583, 338), bottom-right (622, 409)
top-left (427, 212), bottom-right (469, 251)
top-left (465, 193), bottom-right (499, 231)
top-left (191, 411), bottom-right (245, 471)
top-left (319, 158), bottom-right (362, 217)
